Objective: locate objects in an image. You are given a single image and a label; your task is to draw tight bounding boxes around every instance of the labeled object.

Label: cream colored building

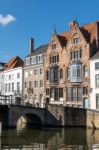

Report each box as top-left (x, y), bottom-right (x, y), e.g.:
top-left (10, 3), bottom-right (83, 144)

top-left (23, 38), bottom-right (48, 107)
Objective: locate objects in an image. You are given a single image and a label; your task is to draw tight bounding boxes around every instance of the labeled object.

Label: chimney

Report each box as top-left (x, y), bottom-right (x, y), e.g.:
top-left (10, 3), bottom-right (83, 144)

top-left (29, 38), bottom-right (34, 54)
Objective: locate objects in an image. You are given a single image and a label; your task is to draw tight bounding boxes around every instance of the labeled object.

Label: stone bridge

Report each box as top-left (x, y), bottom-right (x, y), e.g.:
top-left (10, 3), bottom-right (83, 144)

top-left (0, 104), bottom-right (99, 128)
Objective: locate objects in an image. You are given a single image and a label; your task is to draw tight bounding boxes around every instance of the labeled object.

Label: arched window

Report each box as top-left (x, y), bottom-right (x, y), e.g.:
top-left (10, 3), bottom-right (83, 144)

top-left (60, 69), bottom-right (63, 79)
top-left (84, 65), bottom-right (88, 77)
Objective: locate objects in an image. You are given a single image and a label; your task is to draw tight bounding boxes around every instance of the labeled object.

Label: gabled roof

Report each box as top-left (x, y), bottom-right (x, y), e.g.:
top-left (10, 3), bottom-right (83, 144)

top-left (60, 21), bottom-right (99, 45)
top-left (57, 35), bottom-right (67, 47)
top-left (90, 51), bottom-right (99, 60)
top-left (25, 44), bottom-right (48, 58)
top-left (5, 56), bottom-right (23, 70)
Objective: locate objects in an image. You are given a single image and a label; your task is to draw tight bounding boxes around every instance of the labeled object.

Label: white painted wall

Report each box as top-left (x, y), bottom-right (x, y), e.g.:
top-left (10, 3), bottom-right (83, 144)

top-left (90, 59), bottom-right (99, 110)
top-left (4, 67), bottom-right (23, 98)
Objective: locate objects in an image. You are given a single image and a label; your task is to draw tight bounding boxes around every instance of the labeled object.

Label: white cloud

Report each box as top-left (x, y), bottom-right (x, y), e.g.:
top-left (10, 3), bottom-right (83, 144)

top-left (0, 14), bottom-right (16, 26)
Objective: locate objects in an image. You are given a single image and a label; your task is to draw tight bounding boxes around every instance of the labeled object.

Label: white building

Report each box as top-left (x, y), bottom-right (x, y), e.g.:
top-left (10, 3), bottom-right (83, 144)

top-left (3, 56), bottom-right (23, 105)
top-left (90, 51), bottom-right (99, 110)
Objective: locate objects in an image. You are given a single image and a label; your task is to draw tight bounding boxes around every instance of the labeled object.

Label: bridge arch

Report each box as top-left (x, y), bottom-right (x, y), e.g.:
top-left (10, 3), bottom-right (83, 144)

top-left (17, 113), bottom-right (42, 128)
top-left (9, 107), bottom-right (45, 128)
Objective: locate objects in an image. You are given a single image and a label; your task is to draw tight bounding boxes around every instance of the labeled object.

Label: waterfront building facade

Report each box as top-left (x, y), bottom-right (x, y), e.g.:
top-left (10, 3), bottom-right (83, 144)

top-left (45, 21), bottom-right (99, 108)
top-left (90, 52), bottom-right (99, 110)
top-left (3, 56), bottom-right (23, 104)
top-left (23, 38), bottom-right (48, 107)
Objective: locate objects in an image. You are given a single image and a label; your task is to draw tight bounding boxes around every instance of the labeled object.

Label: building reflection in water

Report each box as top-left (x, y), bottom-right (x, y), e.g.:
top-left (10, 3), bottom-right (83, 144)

top-left (1, 127), bottom-right (99, 150)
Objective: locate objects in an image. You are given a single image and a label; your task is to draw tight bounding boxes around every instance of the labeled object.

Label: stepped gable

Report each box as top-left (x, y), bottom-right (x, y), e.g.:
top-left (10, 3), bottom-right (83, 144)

top-left (60, 21), bottom-right (99, 46)
top-left (5, 56), bottom-right (23, 70)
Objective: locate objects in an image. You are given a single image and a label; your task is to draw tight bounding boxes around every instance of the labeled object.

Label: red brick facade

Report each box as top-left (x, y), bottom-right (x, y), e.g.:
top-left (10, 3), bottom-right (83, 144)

top-left (45, 21), bottom-right (99, 108)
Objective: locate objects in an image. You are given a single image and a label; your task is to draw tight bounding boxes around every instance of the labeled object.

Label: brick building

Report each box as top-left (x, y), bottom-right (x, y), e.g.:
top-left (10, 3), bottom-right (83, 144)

top-left (45, 21), bottom-right (99, 108)
top-left (23, 38), bottom-right (48, 107)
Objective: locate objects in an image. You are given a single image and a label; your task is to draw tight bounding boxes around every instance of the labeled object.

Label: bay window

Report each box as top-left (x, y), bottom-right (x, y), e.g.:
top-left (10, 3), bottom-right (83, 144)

top-left (71, 63), bottom-right (82, 82)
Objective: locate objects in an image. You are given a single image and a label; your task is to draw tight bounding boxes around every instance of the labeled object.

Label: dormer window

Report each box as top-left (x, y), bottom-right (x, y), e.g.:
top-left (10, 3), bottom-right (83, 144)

top-left (25, 58), bottom-right (31, 66)
top-left (52, 44), bottom-right (56, 50)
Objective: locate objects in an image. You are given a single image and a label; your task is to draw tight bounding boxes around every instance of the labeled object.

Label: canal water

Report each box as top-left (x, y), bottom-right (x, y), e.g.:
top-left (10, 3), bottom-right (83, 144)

top-left (1, 127), bottom-right (99, 150)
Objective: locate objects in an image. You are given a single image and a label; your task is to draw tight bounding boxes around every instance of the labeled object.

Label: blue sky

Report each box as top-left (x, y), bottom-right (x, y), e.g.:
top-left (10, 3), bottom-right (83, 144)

top-left (0, 0), bottom-right (99, 62)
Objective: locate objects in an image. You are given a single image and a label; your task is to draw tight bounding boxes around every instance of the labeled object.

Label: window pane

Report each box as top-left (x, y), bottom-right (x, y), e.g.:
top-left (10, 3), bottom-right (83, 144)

top-left (67, 88), bottom-right (71, 101)
top-left (95, 62), bottom-right (99, 70)
top-left (78, 87), bottom-right (82, 101)
top-left (96, 94), bottom-right (99, 109)
top-left (72, 87), bottom-right (76, 101)
top-left (59, 88), bottom-right (63, 98)
top-left (95, 74), bottom-right (99, 88)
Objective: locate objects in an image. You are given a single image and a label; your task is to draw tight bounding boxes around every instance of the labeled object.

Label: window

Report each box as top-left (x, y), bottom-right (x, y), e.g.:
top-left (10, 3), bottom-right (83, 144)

top-left (17, 82), bottom-right (20, 91)
top-left (67, 68), bottom-right (70, 79)
top-left (84, 65), bottom-right (88, 77)
top-left (83, 87), bottom-right (88, 95)
top-left (96, 94), bottom-right (99, 109)
top-left (71, 64), bottom-right (82, 82)
top-left (24, 82), bottom-right (27, 88)
top-left (78, 87), bottom-right (82, 101)
top-left (5, 84), bottom-right (7, 92)
top-left (71, 49), bottom-right (82, 60)
top-left (77, 66), bottom-right (81, 77)
top-left (52, 44), bottom-right (56, 50)
top-left (59, 88), bottom-right (63, 98)
top-left (46, 89), bottom-right (49, 95)
top-left (31, 56), bottom-right (36, 64)
top-left (50, 55), bottom-right (59, 64)
top-left (9, 75), bottom-right (11, 80)
top-left (57, 55), bottom-right (59, 62)
top-left (38, 55), bottom-right (43, 63)
top-left (50, 88), bottom-right (54, 98)
top-left (73, 38), bottom-right (80, 44)
top-left (29, 81), bottom-right (32, 88)
top-left (40, 68), bottom-right (43, 75)
top-left (36, 56), bottom-right (38, 64)
top-left (17, 73), bottom-right (20, 78)
top-left (12, 83), bottom-right (14, 92)
top-left (79, 49), bottom-right (82, 58)
top-left (67, 87), bottom-right (82, 101)
top-left (50, 88), bottom-right (58, 101)
top-left (8, 83), bottom-right (11, 92)
top-left (95, 74), bottom-right (99, 88)
top-left (34, 81), bottom-right (38, 88)
top-left (60, 69), bottom-right (63, 79)
top-left (67, 87), bottom-right (71, 101)
top-left (28, 70), bottom-right (32, 76)
top-left (95, 62), bottom-right (99, 70)
top-left (34, 69), bottom-right (38, 75)
top-left (40, 80), bottom-right (43, 87)
top-left (25, 72), bottom-right (28, 78)
top-left (46, 71), bottom-right (49, 80)
top-left (72, 87), bottom-right (76, 101)
top-left (25, 58), bottom-right (30, 66)
top-left (50, 67), bottom-right (58, 82)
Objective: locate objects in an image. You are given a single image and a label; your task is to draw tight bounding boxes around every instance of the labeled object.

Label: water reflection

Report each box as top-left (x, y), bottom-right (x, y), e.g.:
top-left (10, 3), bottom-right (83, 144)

top-left (1, 127), bottom-right (99, 150)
